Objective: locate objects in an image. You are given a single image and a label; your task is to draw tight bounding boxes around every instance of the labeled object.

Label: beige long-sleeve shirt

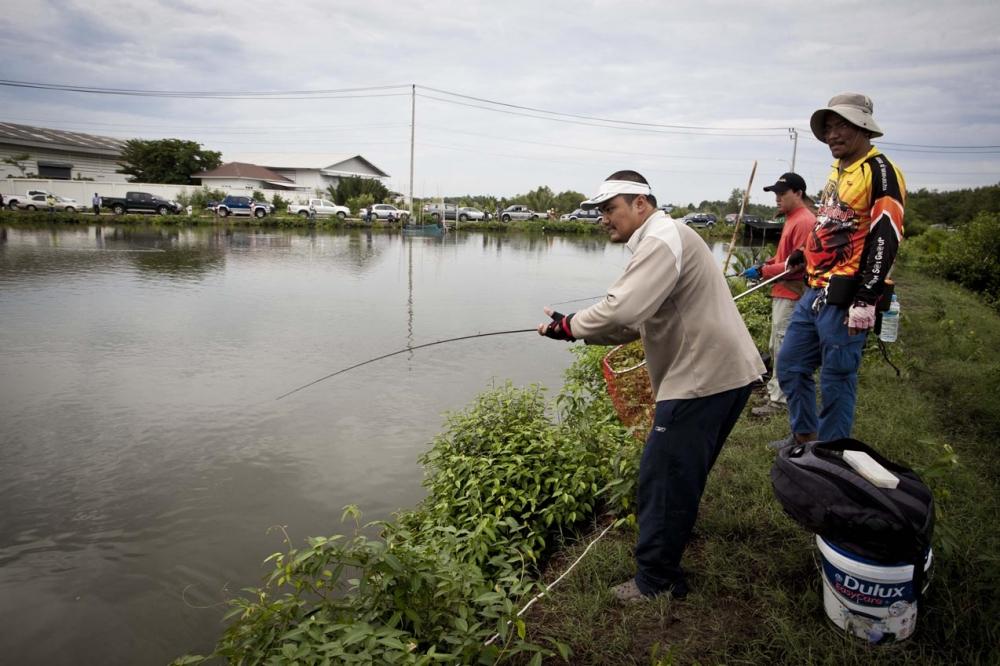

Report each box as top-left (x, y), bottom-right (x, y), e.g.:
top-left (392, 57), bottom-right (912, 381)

top-left (571, 211), bottom-right (765, 401)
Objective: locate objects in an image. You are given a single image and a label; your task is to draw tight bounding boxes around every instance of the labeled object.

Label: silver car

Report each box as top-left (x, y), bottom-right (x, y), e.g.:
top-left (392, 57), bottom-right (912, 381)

top-left (19, 194), bottom-right (80, 212)
top-left (499, 205), bottom-right (542, 222)
top-left (362, 204), bottom-right (410, 221)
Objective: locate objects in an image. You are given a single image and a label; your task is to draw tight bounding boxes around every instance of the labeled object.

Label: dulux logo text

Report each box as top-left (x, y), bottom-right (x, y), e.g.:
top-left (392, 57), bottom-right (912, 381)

top-left (838, 573), bottom-right (906, 599)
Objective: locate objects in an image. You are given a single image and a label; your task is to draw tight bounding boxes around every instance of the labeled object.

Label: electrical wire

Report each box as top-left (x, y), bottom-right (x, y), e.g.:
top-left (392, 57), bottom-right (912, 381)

top-left (418, 84), bottom-right (790, 132)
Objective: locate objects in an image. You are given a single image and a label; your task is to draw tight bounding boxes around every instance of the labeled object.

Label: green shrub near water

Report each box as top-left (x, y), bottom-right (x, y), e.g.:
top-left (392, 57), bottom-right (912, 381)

top-left (928, 211), bottom-right (1000, 307)
top-left (176, 383), bottom-right (633, 664)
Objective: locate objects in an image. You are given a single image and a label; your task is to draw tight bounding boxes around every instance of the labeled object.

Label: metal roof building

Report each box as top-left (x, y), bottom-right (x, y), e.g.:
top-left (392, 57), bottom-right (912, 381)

top-left (0, 122), bottom-right (127, 181)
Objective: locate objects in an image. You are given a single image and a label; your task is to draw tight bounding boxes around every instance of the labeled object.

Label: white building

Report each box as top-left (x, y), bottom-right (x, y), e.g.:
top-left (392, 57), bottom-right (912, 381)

top-left (222, 153), bottom-right (390, 194)
top-left (0, 122), bottom-right (127, 182)
top-left (191, 162), bottom-right (306, 193)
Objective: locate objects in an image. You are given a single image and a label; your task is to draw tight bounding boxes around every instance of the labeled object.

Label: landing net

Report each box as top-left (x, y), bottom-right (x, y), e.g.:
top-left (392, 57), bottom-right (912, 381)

top-left (601, 343), bottom-right (654, 433)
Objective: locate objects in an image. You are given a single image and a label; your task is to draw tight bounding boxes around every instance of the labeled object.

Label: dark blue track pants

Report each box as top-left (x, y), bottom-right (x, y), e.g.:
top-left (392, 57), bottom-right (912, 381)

top-left (634, 383), bottom-right (753, 595)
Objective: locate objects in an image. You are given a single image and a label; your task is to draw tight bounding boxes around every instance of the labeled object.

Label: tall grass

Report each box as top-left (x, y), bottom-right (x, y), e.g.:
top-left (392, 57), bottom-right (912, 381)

top-left (519, 263), bottom-right (1000, 665)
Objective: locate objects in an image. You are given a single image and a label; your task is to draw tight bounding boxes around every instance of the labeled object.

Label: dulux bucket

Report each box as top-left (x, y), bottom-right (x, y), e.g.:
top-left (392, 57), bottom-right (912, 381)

top-left (817, 535), bottom-right (932, 644)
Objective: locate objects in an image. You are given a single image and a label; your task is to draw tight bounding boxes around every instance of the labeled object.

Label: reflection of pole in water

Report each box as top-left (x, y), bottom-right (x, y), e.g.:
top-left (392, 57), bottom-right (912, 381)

top-left (407, 235), bottom-right (414, 361)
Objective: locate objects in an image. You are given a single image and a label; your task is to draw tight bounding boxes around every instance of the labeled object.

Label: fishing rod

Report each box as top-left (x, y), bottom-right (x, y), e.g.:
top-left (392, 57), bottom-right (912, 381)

top-left (277, 270), bottom-right (793, 400)
top-left (733, 268), bottom-right (791, 300)
top-left (275, 328), bottom-right (536, 401)
top-left (552, 269), bottom-right (790, 307)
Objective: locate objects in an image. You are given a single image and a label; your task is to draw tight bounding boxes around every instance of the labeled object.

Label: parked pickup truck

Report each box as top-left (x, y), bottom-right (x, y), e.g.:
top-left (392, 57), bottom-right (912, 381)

top-left (103, 191), bottom-right (183, 215)
top-left (5, 189), bottom-right (50, 210)
top-left (215, 195), bottom-right (270, 218)
top-left (287, 198), bottom-right (350, 219)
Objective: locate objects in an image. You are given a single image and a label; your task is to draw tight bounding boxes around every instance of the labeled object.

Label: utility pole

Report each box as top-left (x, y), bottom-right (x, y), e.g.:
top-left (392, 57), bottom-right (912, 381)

top-left (409, 84), bottom-right (415, 220)
top-left (788, 127), bottom-right (798, 172)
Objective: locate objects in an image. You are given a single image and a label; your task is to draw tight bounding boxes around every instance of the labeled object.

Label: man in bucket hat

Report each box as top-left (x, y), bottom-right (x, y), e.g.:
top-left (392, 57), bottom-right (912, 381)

top-left (774, 93), bottom-right (906, 448)
top-left (537, 170), bottom-right (765, 601)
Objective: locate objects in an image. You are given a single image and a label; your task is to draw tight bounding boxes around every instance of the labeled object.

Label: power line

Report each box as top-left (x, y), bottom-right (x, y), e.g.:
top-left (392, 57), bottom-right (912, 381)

top-left (6, 77), bottom-right (998, 151)
top-left (417, 93), bottom-right (788, 138)
top-left (418, 84), bottom-right (790, 132)
top-left (419, 122), bottom-right (770, 162)
top-left (0, 79), bottom-right (410, 99)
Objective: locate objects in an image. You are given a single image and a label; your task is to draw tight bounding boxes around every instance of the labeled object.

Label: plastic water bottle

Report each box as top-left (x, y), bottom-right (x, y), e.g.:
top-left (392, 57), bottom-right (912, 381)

top-left (879, 294), bottom-right (900, 342)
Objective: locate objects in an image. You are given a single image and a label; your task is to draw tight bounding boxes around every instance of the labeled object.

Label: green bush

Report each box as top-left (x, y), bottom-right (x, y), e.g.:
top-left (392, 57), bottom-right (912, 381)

top-left (930, 211), bottom-right (1000, 306)
top-left (348, 193), bottom-right (375, 216)
top-left (178, 382), bottom-right (624, 664)
top-left (402, 384), bottom-right (607, 572)
top-left (175, 187), bottom-right (226, 211)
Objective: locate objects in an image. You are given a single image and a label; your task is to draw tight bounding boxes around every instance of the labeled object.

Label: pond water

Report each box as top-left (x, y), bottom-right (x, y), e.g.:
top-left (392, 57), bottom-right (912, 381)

top-left (0, 223), bottom-right (759, 664)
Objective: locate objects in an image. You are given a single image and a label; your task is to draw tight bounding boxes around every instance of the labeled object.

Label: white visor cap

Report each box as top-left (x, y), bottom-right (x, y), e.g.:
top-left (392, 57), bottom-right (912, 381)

top-left (580, 180), bottom-right (653, 209)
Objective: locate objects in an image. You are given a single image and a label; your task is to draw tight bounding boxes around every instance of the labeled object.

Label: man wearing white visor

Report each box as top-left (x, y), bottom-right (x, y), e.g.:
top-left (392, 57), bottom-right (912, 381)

top-left (538, 170), bottom-right (764, 601)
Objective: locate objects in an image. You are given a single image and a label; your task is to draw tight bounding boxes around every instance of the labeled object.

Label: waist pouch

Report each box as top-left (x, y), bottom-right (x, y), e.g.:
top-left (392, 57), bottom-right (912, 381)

top-left (826, 274), bottom-right (861, 306)
top-left (782, 279), bottom-right (806, 297)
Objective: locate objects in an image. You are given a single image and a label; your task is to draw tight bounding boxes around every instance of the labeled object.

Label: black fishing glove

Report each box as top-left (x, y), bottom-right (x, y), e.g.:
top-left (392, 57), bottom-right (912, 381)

top-left (543, 311), bottom-right (576, 341)
top-left (785, 249), bottom-right (805, 271)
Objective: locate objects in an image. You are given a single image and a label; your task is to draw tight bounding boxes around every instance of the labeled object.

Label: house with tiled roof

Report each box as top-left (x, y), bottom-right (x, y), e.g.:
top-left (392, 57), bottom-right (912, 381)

top-left (191, 162), bottom-right (306, 192)
top-left (224, 153), bottom-right (390, 193)
top-left (0, 121), bottom-right (127, 181)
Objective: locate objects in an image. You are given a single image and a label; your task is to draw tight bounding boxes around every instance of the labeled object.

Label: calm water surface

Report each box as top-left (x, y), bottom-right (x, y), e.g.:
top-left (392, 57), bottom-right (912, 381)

top-left (0, 224), bottom-right (758, 664)
top-left (0, 224), bottom-right (637, 665)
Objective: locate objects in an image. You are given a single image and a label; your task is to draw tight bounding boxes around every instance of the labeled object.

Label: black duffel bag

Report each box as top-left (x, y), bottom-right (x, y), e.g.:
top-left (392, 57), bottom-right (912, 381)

top-left (770, 438), bottom-right (934, 566)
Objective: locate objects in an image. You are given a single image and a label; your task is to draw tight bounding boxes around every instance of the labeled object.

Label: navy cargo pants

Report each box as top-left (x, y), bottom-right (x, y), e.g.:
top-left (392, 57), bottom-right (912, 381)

top-left (634, 383), bottom-right (753, 596)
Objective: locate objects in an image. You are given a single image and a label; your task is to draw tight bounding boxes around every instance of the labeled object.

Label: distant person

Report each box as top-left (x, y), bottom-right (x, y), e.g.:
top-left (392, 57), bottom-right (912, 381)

top-left (92, 193), bottom-right (102, 215)
top-left (0, 192), bottom-right (5, 209)
top-left (538, 170), bottom-right (764, 602)
top-left (775, 93), bottom-right (905, 448)
top-left (742, 173), bottom-right (815, 417)
top-left (46, 193), bottom-right (56, 213)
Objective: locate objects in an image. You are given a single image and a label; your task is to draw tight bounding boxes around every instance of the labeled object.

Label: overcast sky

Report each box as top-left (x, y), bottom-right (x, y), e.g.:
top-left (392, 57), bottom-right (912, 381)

top-left (2, 0), bottom-right (998, 206)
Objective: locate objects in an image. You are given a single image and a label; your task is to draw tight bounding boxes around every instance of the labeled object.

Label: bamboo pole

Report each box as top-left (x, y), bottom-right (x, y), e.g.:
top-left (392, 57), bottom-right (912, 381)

top-left (722, 160), bottom-right (757, 275)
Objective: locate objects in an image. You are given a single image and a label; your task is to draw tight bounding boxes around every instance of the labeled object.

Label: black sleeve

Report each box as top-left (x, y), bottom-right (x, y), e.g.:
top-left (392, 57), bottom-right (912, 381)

top-left (856, 155), bottom-right (904, 305)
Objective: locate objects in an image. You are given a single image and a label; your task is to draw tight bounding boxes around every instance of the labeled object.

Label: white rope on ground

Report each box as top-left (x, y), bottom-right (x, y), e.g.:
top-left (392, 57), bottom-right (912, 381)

top-left (484, 521), bottom-right (616, 646)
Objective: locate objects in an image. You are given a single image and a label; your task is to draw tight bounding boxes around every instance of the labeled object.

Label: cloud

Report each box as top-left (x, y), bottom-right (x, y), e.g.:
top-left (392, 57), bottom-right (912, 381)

top-left (1, 0), bottom-right (998, 202)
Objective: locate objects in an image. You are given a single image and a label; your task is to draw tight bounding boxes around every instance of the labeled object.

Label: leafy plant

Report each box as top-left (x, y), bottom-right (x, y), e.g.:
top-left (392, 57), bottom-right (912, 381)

top-left (930, 211), bottom-right (1000, 307)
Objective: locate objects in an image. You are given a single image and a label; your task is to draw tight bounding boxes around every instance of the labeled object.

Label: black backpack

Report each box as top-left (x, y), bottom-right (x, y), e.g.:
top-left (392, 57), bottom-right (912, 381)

top-left (770, 438), bottom-right (934, 570)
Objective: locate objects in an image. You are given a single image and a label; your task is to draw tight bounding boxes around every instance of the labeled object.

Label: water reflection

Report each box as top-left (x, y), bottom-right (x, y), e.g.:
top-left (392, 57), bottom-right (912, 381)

top-left (0, 223), bottom-right (764, 665)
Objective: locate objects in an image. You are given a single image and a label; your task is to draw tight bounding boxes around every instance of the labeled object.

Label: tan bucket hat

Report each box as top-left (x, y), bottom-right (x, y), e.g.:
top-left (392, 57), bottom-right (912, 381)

top-left (810, 92), bottom-right (884, 142)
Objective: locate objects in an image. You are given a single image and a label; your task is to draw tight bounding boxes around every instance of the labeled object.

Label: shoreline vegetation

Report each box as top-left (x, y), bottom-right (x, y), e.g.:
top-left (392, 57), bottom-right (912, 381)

top-left (0, 209), bottom-right (730, 238)
top-left (166, 209), bottom-right (998, 663)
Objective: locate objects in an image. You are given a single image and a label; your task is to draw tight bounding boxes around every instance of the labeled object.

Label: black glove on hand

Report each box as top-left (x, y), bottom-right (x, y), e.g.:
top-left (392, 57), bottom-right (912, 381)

top-left (543, 311), bottom-right (576, 341)
top-left (785, 249), bottom-right (805, 270)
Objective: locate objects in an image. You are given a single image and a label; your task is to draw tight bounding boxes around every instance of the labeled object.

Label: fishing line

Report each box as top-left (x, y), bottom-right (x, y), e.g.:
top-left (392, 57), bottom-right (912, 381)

top-left (275, 329), bottom-right (536, 400)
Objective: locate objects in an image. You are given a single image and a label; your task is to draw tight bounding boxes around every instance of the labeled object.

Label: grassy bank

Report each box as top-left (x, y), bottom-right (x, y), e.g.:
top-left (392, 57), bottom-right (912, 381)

top-left (518, 262), bottom-right (999, 665)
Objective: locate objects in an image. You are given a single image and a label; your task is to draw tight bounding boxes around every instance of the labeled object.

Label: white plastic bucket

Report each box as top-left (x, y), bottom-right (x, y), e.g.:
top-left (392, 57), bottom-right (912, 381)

top-left (816, 535), bottom-right (932, 644)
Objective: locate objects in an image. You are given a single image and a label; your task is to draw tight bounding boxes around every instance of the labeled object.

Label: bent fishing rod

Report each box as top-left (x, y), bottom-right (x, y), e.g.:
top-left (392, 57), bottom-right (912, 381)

top-left (275, 329), bottom-right (535, 400)
top-left (276, 270), bottom-right (792, 401)
top-left (551, 268), bottom-right (792, 307)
